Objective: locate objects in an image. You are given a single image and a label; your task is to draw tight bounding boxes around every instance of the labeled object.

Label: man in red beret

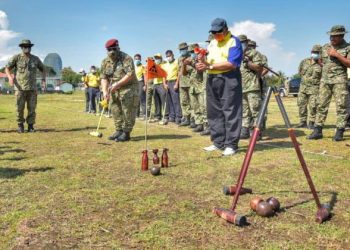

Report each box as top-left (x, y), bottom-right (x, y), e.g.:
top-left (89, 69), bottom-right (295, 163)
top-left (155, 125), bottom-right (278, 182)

top-left (100, 39), bottom-right (139, 142)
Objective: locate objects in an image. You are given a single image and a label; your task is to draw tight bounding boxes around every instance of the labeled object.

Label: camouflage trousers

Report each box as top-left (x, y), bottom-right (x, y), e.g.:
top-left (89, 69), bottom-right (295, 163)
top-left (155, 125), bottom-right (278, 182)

top-left (15, 90), bottom-right (37, 125)
top-left (180, 86), bottom-right (192, 118)
top-left (297, 91), bottom-right (318, 123)
top-left (110, 84), bottom-right (139, 133)
top-left (190, 85), bottom-right (206, 125)
top-left (315, 82), bottom-right (349, 128)
top-left (242, 91), bottom-right (262, 128)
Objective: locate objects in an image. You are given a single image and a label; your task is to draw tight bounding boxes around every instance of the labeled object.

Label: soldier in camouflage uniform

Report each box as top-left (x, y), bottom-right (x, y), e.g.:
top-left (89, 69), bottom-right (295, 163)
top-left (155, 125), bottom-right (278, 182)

top-left (177, 42), bottom-right (194, 127)
top-left (182, 44), bottom-right (206, 133)
top-left (5, 39), bottom-right (45, 133)
top-left (296, 45), bottom-right (323, 129)
top-left (238, 35), bottom-right (264, 140)
top-left (308, 25), bottom-right (350, 141)
top-left (100, 39), bottom-right (139, 142)
top-left (346, 68), bottom-right (350, 128)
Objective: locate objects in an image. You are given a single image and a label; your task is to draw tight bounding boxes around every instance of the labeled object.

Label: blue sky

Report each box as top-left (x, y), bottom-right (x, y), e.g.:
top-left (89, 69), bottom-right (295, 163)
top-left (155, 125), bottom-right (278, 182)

top-left (0, 0), bottom-right (349, 76)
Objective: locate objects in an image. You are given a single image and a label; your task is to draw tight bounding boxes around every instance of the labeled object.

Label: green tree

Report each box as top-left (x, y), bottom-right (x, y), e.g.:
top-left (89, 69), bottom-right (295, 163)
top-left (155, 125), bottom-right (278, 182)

top-left (61, 67), bottom-right (81, 87)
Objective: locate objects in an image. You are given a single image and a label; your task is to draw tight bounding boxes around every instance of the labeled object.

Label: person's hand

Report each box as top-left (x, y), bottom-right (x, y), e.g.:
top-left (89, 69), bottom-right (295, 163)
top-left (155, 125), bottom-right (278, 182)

top-left (8, 77), bottom-right (14, 86)
top-left (143, 85), bottom-right (147, 91)
top-left (110, 82), bottom-right (120, 93)
top-left (183, 57), bottom-right (192, 65)
top-left (196, 62), bottom-right (207, 72)
top-left (327, 48), bottom-right (340, 58)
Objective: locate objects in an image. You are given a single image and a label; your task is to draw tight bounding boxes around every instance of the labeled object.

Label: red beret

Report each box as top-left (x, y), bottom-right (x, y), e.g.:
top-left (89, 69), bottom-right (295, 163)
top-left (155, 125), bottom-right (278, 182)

top-left (105, 39), bottom-right (118, 48)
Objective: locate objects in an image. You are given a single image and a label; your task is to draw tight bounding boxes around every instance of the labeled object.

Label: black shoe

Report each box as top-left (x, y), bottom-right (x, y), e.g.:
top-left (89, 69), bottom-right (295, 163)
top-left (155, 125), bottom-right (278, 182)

top-left (200, 128), bottom-right (210, 136)
top-left (108, 130), bottom-right (123, 140)
top-left (240, 127), bottom-right (250, 139)
top-left (18, 123), bottom-right (24, 133)
top-left (307, 126), bottom-right (323, 140)
top-left (296, 122), bottom-right (307, 128)
top-left (193, 124), bottom-right (204, 132)
top-left (115, 132), bottom-right (130, 142)
top-left (190, 118), bottom-right (196, 128)
top-left (179, 117), bottom-right (190, 126)
top-left (308, 121), bottom-right (315, 130)
top-left (333, 128), bottom-right (345, 141)
top-left (27, 124), bottom-right (35, 133)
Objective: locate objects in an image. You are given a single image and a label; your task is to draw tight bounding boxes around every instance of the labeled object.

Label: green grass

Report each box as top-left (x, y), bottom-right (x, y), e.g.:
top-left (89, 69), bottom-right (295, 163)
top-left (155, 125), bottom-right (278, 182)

top-left (0, 92), bottom-right (349, 249)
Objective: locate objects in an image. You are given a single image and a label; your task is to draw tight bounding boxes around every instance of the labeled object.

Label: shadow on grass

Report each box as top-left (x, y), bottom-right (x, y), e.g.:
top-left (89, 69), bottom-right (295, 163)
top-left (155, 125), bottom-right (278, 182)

top-left (0, 166), bottom-right (54, 179)
top-left (263, 126), bottom-right (306, 139)
top-left (0, 156), bottom-right (27, 161)
top-left (0, 148), bottom-right (26, 155)
top-left (0, 127), bottom-right (106, 133)
top-left (131, 134), bottom-right (191, 141)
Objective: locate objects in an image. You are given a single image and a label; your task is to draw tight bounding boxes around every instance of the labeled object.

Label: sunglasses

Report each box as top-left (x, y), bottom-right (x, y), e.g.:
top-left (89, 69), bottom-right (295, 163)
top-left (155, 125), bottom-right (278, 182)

top-left (107, 47), bottom-right (117, 51)
top-left (211, 29), bottom-right (224, 35)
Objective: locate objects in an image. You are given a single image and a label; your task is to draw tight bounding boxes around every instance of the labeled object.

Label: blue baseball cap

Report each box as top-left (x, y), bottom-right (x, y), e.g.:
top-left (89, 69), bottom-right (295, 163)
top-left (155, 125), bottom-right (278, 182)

top-left (209, 18), bottom-right (227, 33)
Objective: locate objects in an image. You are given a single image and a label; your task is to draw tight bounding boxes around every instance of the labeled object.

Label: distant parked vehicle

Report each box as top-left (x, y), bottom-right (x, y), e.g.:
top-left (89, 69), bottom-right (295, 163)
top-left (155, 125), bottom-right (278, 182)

top-left (279, 78), bottom-right (301, 97)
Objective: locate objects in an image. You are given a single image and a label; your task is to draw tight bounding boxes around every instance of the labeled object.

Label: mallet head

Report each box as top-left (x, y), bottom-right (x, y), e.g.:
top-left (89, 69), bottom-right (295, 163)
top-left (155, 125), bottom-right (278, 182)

top-left (315, 204), bottom-right (330, 223)
top-left (212, 207), bottom-right (246, 226)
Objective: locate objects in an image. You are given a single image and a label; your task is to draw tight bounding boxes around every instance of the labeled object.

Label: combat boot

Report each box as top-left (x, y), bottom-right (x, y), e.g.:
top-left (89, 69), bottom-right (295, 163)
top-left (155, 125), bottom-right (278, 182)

top-left (108, 130), bottom-right (123, 140)
top-left (179, 116), bottom-right (190, 126)
top-left (307, 126), bottom-right (323, 140)
top-left (333, 128), bottom-right (345, 141)
top-left (308, 121), bottom-right (315, 130)
top-left (240, 127), bottom-right (250, 139)
top-left (193, 124), bottom-right (204, 132)
top-left (28, 124), bottom-right (35, 133)
top-left (17, 123), bottom-right (24, 133)
top-left (190, 118), bottom-right (196, 128)
top-left (296, 121), bottom-right (307, 128)
top-left (115, 132), bottom-right (130, 142)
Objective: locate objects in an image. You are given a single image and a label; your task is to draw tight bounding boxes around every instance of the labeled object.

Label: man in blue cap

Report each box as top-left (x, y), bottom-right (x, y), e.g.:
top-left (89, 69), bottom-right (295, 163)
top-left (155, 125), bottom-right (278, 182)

top-left (196, 18), bottom-right (243, 156)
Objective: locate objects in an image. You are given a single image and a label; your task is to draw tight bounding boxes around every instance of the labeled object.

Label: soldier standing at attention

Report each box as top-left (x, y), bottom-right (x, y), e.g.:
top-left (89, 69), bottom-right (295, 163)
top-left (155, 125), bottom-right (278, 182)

top-left (196, 18), bottom-right (243, 156)
top-left (308, 25), bottom-right (350, 141)
top-left (100, 39), bottom-right (139, 142)
top-left (238, 35), bottom-right (264, 140)
top-left (177, 42), bottom-right (193, 127)
top-left (5, 39), bottom-right (45, 133)
top-left (296, 45), bottom-right (323, 129)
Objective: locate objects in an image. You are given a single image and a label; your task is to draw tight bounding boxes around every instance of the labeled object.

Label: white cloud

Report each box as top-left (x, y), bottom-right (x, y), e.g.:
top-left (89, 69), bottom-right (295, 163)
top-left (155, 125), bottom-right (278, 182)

top-left (0, 10), bottom-right (21, 66)
top-left (229, 20), bottom-right (297, 76)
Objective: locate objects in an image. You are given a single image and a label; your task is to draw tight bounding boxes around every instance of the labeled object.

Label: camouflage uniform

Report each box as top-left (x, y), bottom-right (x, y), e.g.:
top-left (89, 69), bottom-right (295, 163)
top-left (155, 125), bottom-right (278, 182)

top-left (178, 43), bottom-right (192, 122)
top-left (6, 52), bottom-right (44, 126)
top-left (187, 57), bottom-right (206, 126)
top-left (314, 42), bottom-right (350, 128)
top-left (297, 54), bottom-right (322, 124)
top-left (240, 47), bottom-right (264, 129)
top-left (100, 51), bottom-right (139, 133)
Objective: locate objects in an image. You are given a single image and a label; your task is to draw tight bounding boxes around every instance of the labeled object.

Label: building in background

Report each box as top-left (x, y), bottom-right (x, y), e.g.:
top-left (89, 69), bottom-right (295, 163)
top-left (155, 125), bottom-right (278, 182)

top-left (40, 53), bottom-right (63, 88)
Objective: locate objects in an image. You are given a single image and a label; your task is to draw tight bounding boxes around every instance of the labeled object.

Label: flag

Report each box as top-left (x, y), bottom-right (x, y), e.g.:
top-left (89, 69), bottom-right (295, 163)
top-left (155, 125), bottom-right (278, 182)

top-left (145, 58), bottom-right (167, 80)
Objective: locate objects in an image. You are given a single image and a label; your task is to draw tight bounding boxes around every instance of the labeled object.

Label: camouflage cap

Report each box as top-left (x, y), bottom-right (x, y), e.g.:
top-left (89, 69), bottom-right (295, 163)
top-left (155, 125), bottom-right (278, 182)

top-left (19, 39), bottom-right (34, 47)
top-left (188, 43), bottom-right (199, 52)
top-left (327, 25), bottom-right (348, 36)
top-left (311, 44), bottom-right (322, 52)
top-left (206, 34), bottom-right (214, 43)
top-left (178, 42), bottom-right (188, 50)
top-left (154, 53), bottom-right (162, 59)
top-left (238, 34), bottom-right (248, 42)
top-left (248, 40), bottom-right (257, 47)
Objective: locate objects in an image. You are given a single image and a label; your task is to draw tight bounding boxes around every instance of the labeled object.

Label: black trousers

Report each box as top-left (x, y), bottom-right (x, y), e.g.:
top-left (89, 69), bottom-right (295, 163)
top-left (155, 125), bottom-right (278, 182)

top-left (167, 80), bottom-right (182, 120)
top-left (85, 87), bottom-right (90, 112)
top-left (206, 70), bottom-right (242, 150)
top-left (154, 84), bottom-right (169, 119)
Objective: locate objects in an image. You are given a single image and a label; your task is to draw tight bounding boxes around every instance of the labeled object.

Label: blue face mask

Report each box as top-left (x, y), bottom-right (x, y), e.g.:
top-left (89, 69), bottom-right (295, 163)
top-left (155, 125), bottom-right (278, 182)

top-left (311, 53), bottom-right (320, 60)
top-left (180, 50), bottom-right (188, 57)
top-left (242, 43), bottom-right (247, 51)
top-left (191, 53), bottom-right (197, 59)
top-left (134, 59), bottom-right (141, 65)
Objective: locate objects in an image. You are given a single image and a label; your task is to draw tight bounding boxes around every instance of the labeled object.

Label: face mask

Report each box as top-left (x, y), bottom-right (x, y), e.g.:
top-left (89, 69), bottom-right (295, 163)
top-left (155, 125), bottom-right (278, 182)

top-left (241, 43), bottom-right (247, 51)
top-left (191, 53), bottom-right (197, 59)
top-left (155, 59), bottom-right (162, 64)
top-left (135, 59), bottom-right (141, 65)
top-left (311, 53), bottom-right (320, 60)
top-left (167, 56), bottom-right (174, 63)
top-left (180, 50), bottom-right (188, 57)
top-left (108, 50), bottom-right (117, 58)
top-left (214, 33), bottom-right (225, 42)
top-left (22, 47), bottom-right (31, 54)
top-left (91, 69), bottom-right (96, 73)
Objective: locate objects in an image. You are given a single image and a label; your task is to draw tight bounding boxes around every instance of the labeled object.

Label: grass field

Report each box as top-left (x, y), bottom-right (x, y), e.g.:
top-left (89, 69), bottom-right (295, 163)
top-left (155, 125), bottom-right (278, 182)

top-left (0, 92), bottom-right (349, 249)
